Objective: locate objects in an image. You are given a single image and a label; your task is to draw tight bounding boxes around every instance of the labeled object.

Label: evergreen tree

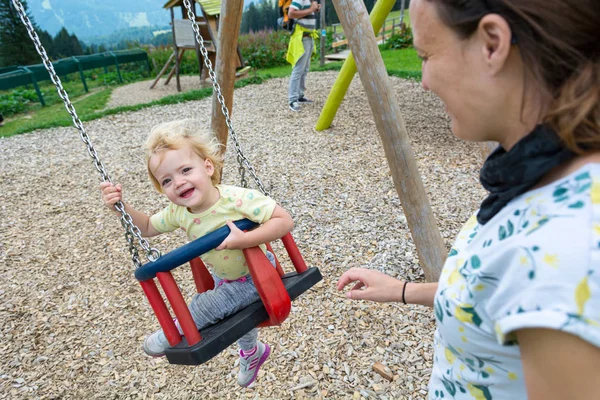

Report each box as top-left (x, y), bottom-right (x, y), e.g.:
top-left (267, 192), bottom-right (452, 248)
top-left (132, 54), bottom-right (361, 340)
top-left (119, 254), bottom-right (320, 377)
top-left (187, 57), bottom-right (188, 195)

top-left (69, 33), bottom-right (83, 55)
top-left (0, 0), bottom-right (42, 67)
top-left (244, 3), bottom-right (260, 32)
top-left (53, 27), bottom-right (71, 57)
top-left (38, 29), bottom-right (56, 59)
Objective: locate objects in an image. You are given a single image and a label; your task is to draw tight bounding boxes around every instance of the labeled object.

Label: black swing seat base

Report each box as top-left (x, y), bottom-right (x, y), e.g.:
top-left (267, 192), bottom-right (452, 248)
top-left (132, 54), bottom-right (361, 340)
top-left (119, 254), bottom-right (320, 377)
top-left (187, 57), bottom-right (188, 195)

top-left (164, 267), bottom-right (322, 365)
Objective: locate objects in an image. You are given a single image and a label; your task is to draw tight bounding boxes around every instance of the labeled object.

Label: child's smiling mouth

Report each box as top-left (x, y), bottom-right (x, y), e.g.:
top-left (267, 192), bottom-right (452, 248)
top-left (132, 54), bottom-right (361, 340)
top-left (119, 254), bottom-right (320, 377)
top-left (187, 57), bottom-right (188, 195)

top-left (180, 188), bottom-right (195, 198)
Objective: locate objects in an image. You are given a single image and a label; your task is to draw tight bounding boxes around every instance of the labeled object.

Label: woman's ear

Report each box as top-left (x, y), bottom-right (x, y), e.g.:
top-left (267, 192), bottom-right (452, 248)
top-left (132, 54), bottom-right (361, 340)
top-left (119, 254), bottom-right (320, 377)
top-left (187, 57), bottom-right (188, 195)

top-left (477, 14), bottom-right (513, 74)
top-left (204, 158), bottom-right (215, 176)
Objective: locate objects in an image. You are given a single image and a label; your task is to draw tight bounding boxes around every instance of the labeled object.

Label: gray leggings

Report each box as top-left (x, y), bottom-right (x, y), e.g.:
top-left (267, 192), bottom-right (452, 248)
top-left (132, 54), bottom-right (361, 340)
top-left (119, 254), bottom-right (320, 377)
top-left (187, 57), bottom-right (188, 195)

top-left (187, 251), bottom-right (276, 351)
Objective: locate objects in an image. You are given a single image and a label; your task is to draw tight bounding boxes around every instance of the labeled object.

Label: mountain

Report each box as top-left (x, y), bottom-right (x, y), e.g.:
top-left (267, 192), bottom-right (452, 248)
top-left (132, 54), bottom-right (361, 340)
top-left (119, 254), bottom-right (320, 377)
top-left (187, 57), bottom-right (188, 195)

top-left (27, 0), bottom-right (257, 43)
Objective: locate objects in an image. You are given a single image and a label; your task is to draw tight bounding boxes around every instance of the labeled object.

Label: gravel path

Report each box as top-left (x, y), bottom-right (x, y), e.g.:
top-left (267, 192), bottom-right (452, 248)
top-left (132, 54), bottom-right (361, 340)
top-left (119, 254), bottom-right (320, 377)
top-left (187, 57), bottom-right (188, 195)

top-left (0, 72), bottom-right (486, 399)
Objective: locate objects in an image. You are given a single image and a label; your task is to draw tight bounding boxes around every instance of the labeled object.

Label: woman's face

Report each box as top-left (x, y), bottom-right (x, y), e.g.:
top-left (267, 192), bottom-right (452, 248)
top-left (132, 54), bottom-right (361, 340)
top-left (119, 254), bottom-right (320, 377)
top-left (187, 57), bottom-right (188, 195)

top-left (410, 0), bottom-right (522, 145)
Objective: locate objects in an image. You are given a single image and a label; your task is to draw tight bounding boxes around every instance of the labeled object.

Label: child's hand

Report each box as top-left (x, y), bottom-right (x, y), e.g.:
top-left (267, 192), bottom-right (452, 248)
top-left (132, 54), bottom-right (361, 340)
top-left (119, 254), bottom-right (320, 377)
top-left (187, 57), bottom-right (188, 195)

top-left (216, 220), bottom-right (248, 250)
top-left (100, 182), bottom-right (123, 211)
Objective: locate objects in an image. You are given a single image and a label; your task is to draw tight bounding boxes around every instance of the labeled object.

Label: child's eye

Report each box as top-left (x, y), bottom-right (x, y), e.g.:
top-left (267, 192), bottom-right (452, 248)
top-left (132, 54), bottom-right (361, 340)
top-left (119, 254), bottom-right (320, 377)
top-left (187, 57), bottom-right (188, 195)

top-left (161, 178), bottom-right (171, 186)
top-left (182, 167), bottom-right (192, 173)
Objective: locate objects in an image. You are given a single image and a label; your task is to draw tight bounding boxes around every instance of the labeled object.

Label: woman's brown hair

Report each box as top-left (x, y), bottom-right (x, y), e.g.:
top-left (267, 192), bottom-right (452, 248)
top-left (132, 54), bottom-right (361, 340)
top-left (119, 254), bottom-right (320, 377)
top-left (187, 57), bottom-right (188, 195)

top-left (426, 0), bottom-right (600, 154)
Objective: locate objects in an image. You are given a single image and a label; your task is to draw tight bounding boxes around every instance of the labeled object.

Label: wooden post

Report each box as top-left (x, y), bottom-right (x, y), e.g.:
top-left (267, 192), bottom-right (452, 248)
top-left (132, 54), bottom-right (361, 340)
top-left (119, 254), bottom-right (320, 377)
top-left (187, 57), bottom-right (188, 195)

top-left (331, 0), bottom-right (447, 282)
top-left (149, 52), bottom-right (175, 89)
top-left (164, 49), bottom-right (186, 85)
top-left (400, 0), bottom-right (406, 27)
top-left (315, 0), bottom-right (396, 131)
top-left (211, 0), bottom-right (244, 155)
top-left (170, 7), bottom-right (181, 92)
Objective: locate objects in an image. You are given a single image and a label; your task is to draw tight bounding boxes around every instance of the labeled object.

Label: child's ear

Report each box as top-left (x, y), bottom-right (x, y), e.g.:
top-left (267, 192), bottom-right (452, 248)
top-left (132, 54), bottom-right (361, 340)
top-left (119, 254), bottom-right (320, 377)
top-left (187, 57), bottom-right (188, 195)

top-left (204, 159), bottom-right (215, 176)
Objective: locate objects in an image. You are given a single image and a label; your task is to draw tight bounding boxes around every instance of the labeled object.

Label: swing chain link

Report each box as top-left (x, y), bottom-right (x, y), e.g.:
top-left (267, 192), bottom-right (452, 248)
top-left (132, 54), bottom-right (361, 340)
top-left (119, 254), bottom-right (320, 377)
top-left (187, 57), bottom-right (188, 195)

top-left (182, 0), bottom-right (270, 197)
top-left (11, 0), bottom-right (161, 267)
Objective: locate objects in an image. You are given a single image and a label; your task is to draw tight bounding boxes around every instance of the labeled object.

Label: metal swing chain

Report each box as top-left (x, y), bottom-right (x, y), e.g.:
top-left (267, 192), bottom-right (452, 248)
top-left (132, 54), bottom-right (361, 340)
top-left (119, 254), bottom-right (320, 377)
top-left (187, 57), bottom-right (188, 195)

top-left (11, 0), bottom-right (161, 268)
top-left (181, 0), bottom-right (270, 197)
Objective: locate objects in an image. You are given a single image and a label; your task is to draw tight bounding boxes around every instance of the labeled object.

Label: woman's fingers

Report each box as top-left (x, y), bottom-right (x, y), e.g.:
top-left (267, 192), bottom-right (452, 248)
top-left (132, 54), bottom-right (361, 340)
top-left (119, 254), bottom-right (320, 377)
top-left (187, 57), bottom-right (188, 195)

top-left (336, 267), bottom-right (368, 290)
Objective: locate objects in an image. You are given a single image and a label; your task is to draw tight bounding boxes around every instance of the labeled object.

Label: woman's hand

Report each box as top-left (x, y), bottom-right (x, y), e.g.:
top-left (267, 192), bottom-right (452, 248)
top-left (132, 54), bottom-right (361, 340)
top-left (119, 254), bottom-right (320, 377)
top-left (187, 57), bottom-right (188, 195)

top-left (216, 220), bottom-right (248, 250)
top-left (336, 267), bottom-right (405, 303)
top-left (100, 182), bottom-right (123, 211)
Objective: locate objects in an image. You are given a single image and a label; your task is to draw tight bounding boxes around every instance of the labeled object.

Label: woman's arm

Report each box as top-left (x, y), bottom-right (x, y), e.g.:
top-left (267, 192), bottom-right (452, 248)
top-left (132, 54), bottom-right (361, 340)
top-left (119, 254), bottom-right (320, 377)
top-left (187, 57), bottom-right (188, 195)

top-left (336, 267), bottom-right (438, 307)
top-left (517, 328), bottom-right (600, 400)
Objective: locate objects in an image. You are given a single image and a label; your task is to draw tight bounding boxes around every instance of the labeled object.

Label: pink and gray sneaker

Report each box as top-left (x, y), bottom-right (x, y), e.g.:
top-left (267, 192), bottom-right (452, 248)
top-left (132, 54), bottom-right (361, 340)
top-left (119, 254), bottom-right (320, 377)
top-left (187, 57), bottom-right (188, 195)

top-left (237, 341), bottom-right (271, 387)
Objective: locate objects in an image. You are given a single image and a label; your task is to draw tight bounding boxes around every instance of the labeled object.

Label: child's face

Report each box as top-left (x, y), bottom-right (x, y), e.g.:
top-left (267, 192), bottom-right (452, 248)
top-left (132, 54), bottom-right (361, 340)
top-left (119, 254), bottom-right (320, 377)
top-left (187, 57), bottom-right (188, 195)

top-left (149, 147), bottom-right (219, 214)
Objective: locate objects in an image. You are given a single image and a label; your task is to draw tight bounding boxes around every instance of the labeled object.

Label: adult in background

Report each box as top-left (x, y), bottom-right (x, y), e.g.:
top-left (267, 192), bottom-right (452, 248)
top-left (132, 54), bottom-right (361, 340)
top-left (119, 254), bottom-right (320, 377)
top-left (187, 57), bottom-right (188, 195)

top-left (338, 0), bottom-right (600, 398)
top-left (286, 0), bottom-right (321, 112)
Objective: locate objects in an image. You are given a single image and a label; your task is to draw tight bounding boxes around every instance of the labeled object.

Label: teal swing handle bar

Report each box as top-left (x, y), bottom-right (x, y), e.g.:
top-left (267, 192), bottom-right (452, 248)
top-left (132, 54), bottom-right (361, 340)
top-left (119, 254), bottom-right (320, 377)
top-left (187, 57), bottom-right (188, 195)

top-left (134, 219), bottom-right (258, 282)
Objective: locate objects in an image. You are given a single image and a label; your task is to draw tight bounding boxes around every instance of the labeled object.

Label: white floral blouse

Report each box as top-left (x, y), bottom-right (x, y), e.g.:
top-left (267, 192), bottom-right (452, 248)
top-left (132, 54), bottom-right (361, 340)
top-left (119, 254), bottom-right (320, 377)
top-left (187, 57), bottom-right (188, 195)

top-left (428, 164), bottom-right (600, 399)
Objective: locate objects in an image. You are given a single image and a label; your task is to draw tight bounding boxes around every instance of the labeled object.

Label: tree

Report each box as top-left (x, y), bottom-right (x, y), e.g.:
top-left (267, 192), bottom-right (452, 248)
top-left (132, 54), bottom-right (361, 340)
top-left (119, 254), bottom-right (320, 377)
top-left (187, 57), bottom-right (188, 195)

top-left (0, 0), bottom-right (42, 67)
top-left (53, 27), bottom-right (71, 57)
top-left (38, 29), bottom-right (57, 59)
top-left (69, 33), bottom-right (83, 55)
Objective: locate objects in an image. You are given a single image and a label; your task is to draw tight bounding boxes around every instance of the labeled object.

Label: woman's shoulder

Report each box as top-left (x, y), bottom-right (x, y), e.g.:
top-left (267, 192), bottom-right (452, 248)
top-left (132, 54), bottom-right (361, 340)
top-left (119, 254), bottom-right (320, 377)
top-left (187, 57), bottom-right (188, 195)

top-left (495, 162), bottom-right (599, 236)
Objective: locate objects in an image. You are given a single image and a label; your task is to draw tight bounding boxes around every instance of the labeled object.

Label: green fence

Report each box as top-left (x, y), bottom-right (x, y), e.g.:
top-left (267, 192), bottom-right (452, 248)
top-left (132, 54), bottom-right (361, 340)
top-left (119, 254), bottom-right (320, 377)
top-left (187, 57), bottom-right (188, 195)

top-left (0, 49), bottom-right (150, 105)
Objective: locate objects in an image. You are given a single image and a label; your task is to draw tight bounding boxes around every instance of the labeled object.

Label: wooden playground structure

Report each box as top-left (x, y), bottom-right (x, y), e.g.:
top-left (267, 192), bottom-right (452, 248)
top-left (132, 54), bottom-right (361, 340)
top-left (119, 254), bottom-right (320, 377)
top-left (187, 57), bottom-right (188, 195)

top-left (150, 0), bottom-right (250, 92)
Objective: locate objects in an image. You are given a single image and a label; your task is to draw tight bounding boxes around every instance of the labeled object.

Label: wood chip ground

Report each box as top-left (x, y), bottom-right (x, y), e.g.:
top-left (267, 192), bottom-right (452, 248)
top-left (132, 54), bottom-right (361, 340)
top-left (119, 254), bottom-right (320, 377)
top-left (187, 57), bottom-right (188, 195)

top-left (0, 73), bottom-right (487, 399)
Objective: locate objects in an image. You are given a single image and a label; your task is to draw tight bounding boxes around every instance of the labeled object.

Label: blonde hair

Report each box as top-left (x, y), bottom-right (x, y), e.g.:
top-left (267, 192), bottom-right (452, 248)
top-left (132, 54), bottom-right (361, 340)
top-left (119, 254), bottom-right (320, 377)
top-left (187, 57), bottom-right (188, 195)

top-left (144, 119), bottom-right (224, 192)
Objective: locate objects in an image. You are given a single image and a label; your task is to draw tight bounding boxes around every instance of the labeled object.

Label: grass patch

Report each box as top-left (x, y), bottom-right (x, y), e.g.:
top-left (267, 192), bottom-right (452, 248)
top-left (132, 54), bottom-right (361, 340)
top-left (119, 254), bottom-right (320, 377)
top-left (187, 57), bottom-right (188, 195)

top-left (2, 47), bottom-right (420, 138)
top-left (380, 47), bottom-right (421, 72)
top-left (0, 76), bottom-right (264, 138)
top-left (257, 47), bottom-right (420, 77)
top-left (1, 88), bottom-right (112, 138)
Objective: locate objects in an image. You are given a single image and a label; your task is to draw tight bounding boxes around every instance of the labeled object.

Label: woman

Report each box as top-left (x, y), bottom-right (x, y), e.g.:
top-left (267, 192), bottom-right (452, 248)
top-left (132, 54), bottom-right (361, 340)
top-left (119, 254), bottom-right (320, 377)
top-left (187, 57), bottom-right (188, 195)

top-left (337, 0), bottom-right (600, 398)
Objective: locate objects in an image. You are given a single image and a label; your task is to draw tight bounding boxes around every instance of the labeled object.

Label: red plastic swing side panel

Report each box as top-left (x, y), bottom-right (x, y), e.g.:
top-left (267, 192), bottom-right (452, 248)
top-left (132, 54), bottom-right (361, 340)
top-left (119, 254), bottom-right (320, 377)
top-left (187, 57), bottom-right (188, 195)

top-left (243, 246), bottom-right (291, 327)
top-left (265, 242), bottom-right (285, 277)
top-left (281, 233), bottom-right (308, 273)
top-left (190, 257), bottom-right (215, 293)
top-left (140, 279), bottom-right (182, 347)
top-left (156, 271), bottom-right (202, 346)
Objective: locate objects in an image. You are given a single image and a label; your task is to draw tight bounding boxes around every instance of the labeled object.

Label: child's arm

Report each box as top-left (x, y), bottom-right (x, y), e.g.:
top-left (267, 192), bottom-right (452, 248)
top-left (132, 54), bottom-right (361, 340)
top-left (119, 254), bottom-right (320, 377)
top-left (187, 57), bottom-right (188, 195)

top-left (100, 182), bottom-right (162, 238)
top-left (215, 205), bottom-right (294, 250)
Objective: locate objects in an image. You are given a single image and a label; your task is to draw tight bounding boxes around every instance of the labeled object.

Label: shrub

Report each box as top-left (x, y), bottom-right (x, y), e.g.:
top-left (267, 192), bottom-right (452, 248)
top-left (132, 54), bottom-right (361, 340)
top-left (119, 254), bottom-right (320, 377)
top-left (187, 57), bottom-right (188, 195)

top-left (0, 89), bottom-right (40, 116)
top-left (238, 29), bottom-right (290, 69)
top-left (379, 25), bottom-right (414, 51)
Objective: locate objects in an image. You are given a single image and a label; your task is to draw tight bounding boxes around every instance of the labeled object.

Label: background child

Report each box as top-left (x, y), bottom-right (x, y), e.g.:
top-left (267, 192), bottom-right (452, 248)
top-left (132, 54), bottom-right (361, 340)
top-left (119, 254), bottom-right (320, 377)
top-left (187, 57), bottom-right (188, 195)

top-left (100, 119), bottom-right (294, 387)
